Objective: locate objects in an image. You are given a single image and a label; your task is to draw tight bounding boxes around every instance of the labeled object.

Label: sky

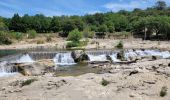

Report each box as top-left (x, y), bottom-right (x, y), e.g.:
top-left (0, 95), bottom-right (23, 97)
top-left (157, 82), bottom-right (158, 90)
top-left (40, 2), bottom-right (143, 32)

top-left (0, 0), bottom-right (170, 18)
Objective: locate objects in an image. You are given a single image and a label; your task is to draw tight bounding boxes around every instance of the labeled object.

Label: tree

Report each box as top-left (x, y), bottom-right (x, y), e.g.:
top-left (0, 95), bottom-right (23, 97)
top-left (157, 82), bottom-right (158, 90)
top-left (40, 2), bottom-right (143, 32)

top-left (98, 24), bottom-right (108, 33)
top-left (9, 14), bottom-right (23, 32)
top-left (67, 29), bottom-right (82, 42)
top-left (155, 0), bottom-right (167, 10)
top-left (50, 17), bottom-right (62, 32)
top-left (0, 18), bottom-right (7, 31)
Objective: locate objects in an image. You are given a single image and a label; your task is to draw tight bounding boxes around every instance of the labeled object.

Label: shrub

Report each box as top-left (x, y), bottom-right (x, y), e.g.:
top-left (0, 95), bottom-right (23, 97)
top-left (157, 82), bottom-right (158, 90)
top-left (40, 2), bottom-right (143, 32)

top-left (160, 86), bottom-right (167, 97)
top-left (13, 32), bottom-right (22, 40)
top-left (67, 29), bottom-right (82, 42)
top-left (46, 35), bottom-right (52, 42)
top-left (101, 78), bottom-right (110, 86)
top-left (66, 41), bottom-right (79, 48)
top-left (37, 40), bottom-right (44, 44)
top-left (21, 79), bottom-right (37, 87)
top-left (88, 31), bottom-right (95, 38)
top-left (116, 41), bottom-right (123, 49)
top-left (0, 31), bottom-right (12, 45)
top-left (27, 30), bottom-right (37, 39)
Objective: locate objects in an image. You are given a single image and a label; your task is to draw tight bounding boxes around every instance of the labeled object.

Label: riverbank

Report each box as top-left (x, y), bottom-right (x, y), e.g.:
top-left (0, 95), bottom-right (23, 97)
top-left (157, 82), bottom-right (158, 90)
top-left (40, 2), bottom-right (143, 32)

top-left (0, 59), bottom-right (170, 100)
top-left (0, 38), bottom-right (170, 50)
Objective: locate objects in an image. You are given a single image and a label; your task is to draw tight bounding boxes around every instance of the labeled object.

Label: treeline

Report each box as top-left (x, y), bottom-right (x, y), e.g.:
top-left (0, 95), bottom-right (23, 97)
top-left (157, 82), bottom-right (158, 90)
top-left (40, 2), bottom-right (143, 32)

top-left (0, 0), bottom-right (170, 39)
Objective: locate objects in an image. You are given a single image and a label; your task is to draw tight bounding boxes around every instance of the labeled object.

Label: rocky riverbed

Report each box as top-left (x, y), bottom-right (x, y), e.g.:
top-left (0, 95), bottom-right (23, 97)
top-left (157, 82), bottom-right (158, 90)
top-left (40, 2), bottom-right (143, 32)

top-left (0, 59), bottom-right (170, 100)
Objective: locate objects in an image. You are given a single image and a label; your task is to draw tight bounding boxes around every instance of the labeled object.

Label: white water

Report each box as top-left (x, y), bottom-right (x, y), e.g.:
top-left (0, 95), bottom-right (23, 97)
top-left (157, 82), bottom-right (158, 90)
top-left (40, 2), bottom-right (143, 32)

top-left (0, 61), bottom-right (16, 77)
top-left (88, 54), bottom-right (107, 62)
top-left (0, 54), bottom-right (34, 77)
top-left (16, 54), bottom-right (34, 63)
top-left (125, 50), bottom-right (170, 60)
top-left (124, 50), bottom-right (138, 60)
top-left (110, 53), bottom-right (120, 62)
top-left (53, 53), bottom-right (76, 66)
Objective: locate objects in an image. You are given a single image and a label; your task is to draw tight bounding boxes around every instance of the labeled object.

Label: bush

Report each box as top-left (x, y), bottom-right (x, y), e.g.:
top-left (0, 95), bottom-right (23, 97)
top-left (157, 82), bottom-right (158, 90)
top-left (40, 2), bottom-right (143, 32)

top-left (27, 30), bottom-right (37, 39)
top-left (0, 31), bottom-right (12, 45)
top-left (37, 40), bottom-right (44, 44)
top-left (101, 78), bottom-right (110, 86)
top-left (67, 29), bottom-right (82, 42)
top-left (46, 35), bottom-right (52, 42)
top-left (21, 79), bottom-right (37, 87)
top-left (13, 32), bottom-right (22, 40)
top-left (160, 86), bottom-right (167, 97)
top-left (66, 41), bottom-right (79, 48)
top-left (116, 41), bottom-right (123, 49)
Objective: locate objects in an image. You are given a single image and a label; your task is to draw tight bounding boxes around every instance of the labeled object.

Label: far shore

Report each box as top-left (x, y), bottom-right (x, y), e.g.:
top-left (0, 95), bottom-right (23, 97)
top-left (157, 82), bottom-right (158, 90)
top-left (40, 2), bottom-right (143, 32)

top-left (0, 38), bottom-right (169, 50)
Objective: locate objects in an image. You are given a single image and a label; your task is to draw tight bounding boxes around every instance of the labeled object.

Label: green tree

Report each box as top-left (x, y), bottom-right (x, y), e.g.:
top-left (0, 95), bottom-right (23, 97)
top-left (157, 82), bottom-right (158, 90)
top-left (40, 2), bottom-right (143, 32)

top-left (67, 29), bottom-right (82, 42)
top-left (98, 24), bottom-right (108, 33)
top-left (155, 0), bottom-right (167, 10)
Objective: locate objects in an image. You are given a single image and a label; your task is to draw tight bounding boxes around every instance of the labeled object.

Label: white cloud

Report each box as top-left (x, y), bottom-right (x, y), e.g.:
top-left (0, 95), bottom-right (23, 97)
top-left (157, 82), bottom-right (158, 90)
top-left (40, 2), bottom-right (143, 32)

top-left (87, 10), bottom-right (101, 15)
top-left (103, 1), bottom-right (148, 12)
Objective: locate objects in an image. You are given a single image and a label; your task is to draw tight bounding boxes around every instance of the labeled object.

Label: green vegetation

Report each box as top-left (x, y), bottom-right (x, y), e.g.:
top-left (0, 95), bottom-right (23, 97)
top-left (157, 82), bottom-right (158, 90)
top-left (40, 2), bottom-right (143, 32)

top-left (101, 78), bottom-right (110, 86)
top-left (116, 41), bottom-right (123, 49)
top-left (67, 29), bottom-right (82, 42)
top-left (0, 0), bottom-right (170, 45)
top-left (160, 86), bottom-right (168, 97)
top-left (66, 29), bottom-right (83, 48)
top-left (21, 79), bottom-right (37, 87)
top-left (0, 31), bottom-right (12, 45)
top-left (66, 41), bottom-right (79, 48)
top-left (27, 30), bottom-right (37, 39)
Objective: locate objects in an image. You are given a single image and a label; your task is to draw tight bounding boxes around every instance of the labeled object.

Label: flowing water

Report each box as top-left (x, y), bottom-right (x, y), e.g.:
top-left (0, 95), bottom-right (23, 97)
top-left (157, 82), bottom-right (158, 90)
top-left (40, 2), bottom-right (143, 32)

top-left (0, 49), bottom-right (170, 77)
top-left (53, 52), bottom-right (76, 66)
top-left (87, 54), bottom-right (108, 62)
top-left (0, 61), bottom-right (17, 77)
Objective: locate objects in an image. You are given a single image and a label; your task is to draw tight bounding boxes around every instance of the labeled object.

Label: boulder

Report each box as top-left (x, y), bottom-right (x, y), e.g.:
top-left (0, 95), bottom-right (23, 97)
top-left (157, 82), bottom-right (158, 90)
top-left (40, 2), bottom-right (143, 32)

top-left (16, 59), bottom-right (55, 76)
top-left (71, 50), bottom-right (88, 62)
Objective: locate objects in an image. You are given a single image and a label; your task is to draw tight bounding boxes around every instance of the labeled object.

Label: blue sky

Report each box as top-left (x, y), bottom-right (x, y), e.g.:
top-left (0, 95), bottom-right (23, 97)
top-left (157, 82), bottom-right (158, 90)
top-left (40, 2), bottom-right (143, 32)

top-left (0, 0), bottom-right (170, 17)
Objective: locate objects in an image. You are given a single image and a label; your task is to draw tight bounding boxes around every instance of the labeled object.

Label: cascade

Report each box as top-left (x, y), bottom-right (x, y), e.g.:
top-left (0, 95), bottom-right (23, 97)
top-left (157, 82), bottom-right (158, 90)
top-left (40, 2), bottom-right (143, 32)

top-left (53, 52), bottom-right (76, 66)
top-left (87, 54), bottom-right (107, 62)
top-left (0, 61), bottom-right (17, 77)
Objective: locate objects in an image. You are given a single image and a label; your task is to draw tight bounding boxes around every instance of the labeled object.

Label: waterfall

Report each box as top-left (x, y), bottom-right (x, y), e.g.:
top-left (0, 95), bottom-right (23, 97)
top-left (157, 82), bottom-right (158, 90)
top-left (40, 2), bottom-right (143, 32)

top-left (124, 50), bottom-right (138, 61)
top-left (16, 54), bottom-right (34, 63)
top-left (135, 50), bottom-right (147, 57)
top-left (0, 61), bottom-right (17, 77)
top-left (109, 53), bottom-right (120, 62)
top-left (88, 54), bottom-right (107, 62)
top-left (161, 51), bottom-right (170, 59)
top-left (53, 52), bottom-right (76, 66)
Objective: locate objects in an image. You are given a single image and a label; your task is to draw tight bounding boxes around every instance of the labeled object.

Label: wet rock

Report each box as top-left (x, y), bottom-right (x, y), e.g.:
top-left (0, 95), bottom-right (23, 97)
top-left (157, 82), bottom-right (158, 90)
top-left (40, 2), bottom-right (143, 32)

top-left (71, 50), bottom-right (87, 62)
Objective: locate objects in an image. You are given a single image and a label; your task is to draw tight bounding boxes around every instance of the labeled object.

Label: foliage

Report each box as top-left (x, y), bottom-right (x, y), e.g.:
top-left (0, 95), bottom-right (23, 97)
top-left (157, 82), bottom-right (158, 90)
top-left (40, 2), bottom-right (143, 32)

top-left (101, 78), bottom-right (110, 86)
top-left (66, 41), bottom-right (79, 48)
top-left (0, 31), bottom-right (12, 45)
top-left (160, 86), bottom-right (167, 97)
top-left (27, 30), bottom-right (37, 39)
top-left (116, 41), bottom-right (123, 49)
top-left (1, 0), bottom-right (170, 40)
top-left (155, 0), bottom-right (167, 10)
top-left (21, 79), bottom-right (37, 87)
top-left (67, 29), bottom-right (82, 42)
top-left (12, 32), bottom-right (23, 40)
top-left (83, 27), bottom-right (95, 38)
